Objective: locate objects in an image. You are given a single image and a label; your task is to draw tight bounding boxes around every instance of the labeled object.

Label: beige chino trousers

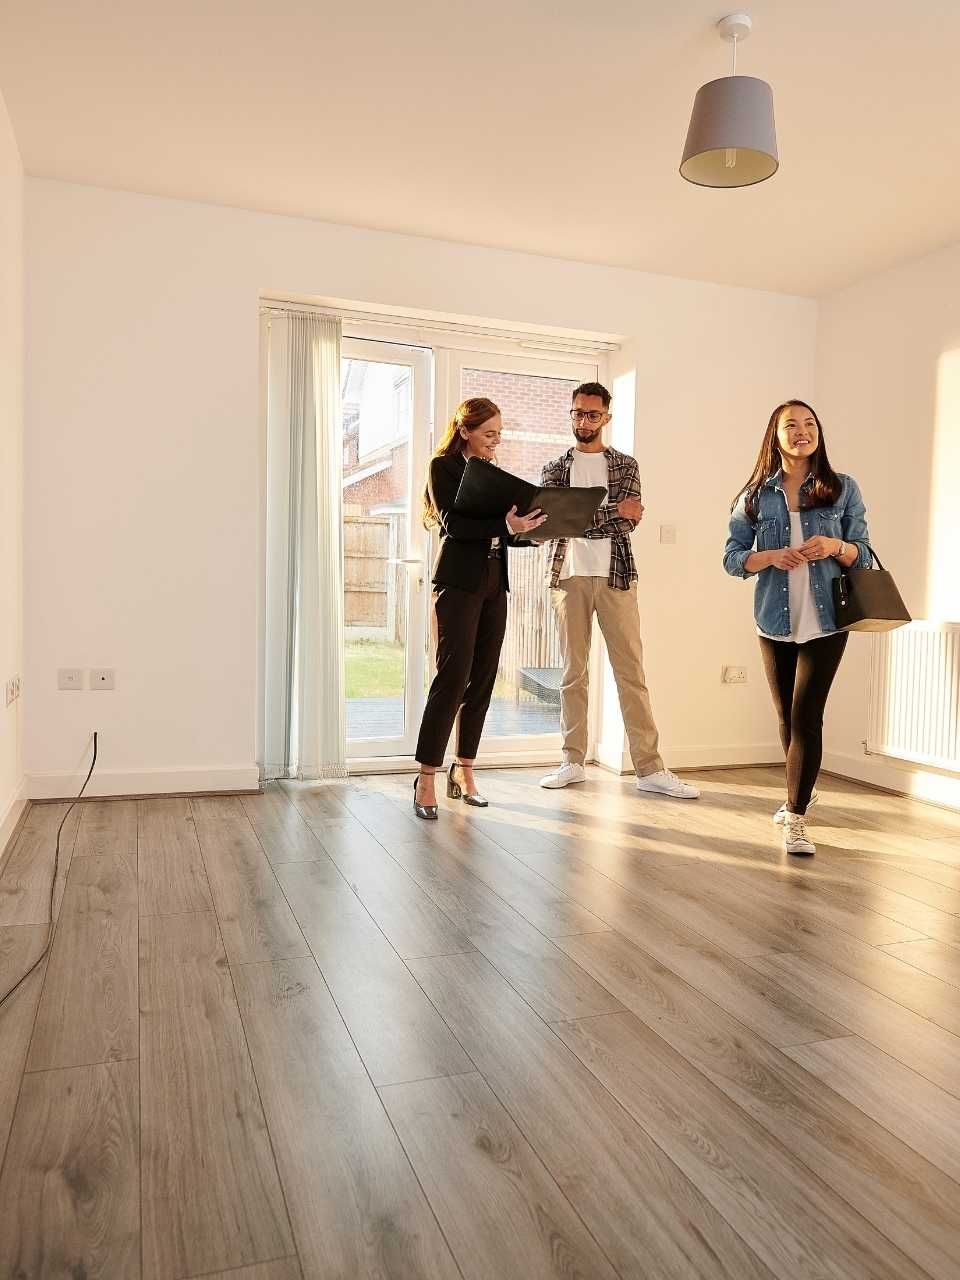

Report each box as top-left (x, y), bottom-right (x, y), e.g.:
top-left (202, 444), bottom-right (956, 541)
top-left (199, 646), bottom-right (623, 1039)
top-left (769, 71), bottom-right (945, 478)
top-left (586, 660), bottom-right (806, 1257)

top-left (550, 576), bottom-right (664, 777)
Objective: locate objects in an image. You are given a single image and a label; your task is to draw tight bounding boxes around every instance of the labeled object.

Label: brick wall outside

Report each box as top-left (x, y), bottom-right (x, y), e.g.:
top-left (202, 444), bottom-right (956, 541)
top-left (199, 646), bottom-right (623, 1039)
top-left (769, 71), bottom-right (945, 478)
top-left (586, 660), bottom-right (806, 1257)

top-left (343, 442), bottom-right (409, 511)
top-left (459, 368), bottom-right (576, 482)
top-left (343, 371), bottom-right (578, 512)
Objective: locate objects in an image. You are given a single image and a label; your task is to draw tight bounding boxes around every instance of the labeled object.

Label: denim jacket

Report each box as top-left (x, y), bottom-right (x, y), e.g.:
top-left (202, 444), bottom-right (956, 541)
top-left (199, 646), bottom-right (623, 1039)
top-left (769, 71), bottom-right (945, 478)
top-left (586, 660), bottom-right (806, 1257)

top-left (723, 471), bottom-right (872, 638)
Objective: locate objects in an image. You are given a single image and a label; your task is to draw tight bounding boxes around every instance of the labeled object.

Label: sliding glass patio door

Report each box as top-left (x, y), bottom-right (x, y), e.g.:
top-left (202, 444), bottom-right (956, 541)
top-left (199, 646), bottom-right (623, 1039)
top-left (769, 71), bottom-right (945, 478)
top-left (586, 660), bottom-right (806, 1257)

top-left (435, 348), bottom-right (600, 760)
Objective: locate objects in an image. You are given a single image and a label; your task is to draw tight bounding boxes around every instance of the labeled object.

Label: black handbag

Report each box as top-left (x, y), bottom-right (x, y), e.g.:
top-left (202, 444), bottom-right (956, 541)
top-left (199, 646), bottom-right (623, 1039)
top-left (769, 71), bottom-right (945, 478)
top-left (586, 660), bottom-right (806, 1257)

top-left (832, 547), bottom-right (911, 632)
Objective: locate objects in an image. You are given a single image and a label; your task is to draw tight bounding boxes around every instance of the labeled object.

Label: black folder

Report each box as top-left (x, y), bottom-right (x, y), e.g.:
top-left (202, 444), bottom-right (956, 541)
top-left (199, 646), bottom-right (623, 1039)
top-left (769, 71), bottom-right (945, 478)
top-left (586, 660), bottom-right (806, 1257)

top-left (454, 456), bottom-right (607, 541)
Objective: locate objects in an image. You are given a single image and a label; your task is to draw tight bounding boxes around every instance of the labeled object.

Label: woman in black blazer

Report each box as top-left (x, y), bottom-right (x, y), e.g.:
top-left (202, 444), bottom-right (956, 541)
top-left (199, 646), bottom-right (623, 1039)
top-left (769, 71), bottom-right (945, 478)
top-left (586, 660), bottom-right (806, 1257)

top-left (413, 398), bottom-right (546, 818)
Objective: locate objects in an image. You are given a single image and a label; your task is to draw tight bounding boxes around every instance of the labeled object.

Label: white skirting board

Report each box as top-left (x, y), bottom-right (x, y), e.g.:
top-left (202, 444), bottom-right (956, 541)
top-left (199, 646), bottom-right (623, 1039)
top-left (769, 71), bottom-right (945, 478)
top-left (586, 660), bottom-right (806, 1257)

top-left (822, 750), bottom-right (960, 813)
top-left (0, 779), bottom-right (28, 864)
top-left (349, 748), bottom-right (562, 775)
top-left (594, 742), bottom-right (784, 775)
top-left (26, 765), bottom-right (261, 801)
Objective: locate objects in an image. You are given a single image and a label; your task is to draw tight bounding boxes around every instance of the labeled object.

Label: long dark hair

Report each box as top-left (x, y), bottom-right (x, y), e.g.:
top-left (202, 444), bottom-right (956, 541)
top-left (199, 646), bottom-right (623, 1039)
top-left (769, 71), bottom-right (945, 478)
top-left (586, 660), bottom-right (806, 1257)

top-left (733, 400), bottom-right (842, 521)
top-left (422, 397), bottom-right (500, 528)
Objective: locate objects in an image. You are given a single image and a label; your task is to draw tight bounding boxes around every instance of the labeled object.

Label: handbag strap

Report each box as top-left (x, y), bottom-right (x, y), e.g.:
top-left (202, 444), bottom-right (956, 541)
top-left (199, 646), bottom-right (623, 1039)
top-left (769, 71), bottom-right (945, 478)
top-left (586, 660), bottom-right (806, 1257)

top-left (839, 544), bottom-right (884, 574)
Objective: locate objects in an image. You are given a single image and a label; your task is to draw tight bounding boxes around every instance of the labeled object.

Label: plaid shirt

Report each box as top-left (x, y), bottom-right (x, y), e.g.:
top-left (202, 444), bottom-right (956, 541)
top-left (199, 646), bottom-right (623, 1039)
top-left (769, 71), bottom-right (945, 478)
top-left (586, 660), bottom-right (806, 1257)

top-left (540, 447), bottom-right (641, 590)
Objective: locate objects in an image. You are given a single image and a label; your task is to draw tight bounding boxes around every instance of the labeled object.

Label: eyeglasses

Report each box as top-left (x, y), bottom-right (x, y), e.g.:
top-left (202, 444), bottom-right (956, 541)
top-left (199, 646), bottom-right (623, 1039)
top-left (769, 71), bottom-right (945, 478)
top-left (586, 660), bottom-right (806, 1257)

top-left (570, 410), bottom-right (606, 424)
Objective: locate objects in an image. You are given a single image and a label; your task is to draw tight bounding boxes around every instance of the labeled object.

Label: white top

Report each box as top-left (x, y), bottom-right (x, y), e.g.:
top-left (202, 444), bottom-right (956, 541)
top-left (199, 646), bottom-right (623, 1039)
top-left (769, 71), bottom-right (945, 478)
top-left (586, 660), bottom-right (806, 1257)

top-left (760, 510), bottom-right (832, 644)
top-left (559, 450), bottom-right (611, 579)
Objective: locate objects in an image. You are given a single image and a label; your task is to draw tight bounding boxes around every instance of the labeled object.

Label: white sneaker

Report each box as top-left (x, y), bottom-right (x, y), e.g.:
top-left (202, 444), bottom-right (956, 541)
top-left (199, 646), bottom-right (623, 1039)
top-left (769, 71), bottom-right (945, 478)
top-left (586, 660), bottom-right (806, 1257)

top-left (773, 791), bottom-right (819, 825)
top-left (540, 762), bottom-right (587, 789)
top-left (783, 812), bottom-right (816, 856)
top-left (635, 769), bottom-right (700, 800)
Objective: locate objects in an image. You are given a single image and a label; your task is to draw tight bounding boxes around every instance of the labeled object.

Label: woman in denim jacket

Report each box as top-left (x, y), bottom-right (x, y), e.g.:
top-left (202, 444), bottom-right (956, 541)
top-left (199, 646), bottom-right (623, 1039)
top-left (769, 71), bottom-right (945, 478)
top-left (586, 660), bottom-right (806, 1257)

top-left (724, 400), bottom-right (871, 855)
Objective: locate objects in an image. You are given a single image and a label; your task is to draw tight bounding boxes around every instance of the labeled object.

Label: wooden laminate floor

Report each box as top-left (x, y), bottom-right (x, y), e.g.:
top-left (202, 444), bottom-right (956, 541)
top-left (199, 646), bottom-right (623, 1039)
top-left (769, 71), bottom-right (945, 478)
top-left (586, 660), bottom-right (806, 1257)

top-left (1, 766), bottom-right (960, 1279)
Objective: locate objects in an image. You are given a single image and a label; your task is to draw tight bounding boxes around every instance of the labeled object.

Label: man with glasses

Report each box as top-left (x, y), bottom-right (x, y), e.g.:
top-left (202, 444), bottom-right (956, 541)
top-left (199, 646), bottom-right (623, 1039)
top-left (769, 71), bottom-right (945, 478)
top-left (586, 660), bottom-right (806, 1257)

top-left (539, 382), bottom-right (699, 799)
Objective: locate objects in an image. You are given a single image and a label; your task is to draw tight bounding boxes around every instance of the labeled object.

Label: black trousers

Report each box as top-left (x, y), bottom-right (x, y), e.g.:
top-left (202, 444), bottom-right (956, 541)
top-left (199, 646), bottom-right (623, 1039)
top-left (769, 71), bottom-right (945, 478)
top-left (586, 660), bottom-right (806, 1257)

top-left (758, 631), bottom-right (849, 815)
top-left (415, 559), bottom-right (507, 768)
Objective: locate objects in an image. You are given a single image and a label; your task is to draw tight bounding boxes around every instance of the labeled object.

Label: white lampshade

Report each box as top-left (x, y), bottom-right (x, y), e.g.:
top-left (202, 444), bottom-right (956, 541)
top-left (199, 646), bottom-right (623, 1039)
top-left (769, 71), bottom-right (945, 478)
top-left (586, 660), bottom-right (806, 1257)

top-left (680, 73), bottom-right (778, 189)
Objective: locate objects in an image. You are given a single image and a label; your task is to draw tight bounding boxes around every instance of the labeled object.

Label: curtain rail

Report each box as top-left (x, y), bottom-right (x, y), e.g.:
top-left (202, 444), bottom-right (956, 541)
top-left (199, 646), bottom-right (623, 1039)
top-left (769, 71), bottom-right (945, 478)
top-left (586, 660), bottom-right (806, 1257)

top-left (259, 299), bottom-right (620, 355)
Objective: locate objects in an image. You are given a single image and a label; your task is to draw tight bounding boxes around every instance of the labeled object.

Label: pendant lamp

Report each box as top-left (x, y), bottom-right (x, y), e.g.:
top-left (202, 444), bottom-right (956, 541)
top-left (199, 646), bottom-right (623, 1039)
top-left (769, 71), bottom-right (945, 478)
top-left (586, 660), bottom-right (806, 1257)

top-left (680, 13), bottom-right (778, 188)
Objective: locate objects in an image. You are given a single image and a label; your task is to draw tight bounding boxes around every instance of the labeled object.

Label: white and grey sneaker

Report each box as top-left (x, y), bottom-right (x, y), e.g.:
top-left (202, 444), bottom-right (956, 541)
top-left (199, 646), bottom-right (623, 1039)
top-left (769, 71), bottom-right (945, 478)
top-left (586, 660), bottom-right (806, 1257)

top-left (540, 762), bottom-right (587, 789)
top-left (774, 791), bottom-right (819, 825)
top-left (635, 769), bottom-right (700, 800)
top-left (783, 812), bottom-right (816, 856)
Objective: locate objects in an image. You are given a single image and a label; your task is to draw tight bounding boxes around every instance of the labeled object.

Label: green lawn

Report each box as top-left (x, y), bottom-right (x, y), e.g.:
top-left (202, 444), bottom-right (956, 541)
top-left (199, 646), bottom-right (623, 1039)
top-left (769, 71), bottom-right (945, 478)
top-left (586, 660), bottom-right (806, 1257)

top-left (345, 640), bottom-right (404, 699)
top-left (345, 638), bottom-right (514, 700)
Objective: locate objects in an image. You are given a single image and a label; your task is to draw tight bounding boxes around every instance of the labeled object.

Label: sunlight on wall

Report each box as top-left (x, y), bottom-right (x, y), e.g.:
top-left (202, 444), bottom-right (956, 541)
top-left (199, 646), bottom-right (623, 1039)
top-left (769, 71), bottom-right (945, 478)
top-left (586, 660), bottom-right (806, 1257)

top-left (929, 350), bottom-right (960, 621)
top-left (597, 368), bottom-right (637, 770)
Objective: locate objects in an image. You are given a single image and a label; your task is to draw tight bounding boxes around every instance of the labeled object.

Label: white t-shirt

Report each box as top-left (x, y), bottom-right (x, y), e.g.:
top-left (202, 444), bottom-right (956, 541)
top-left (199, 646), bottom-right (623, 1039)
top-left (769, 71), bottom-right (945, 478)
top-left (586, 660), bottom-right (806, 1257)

top-left (760, 510), bottom-right (833, 644)
top-left (559, 450), bottom-right (611, 579)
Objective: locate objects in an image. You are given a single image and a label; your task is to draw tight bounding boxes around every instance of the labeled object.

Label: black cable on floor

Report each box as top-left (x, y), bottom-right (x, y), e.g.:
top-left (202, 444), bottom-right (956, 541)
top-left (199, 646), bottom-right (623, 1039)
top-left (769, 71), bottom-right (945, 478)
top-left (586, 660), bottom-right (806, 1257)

top-left (0, 731), bottom-right (99, 1013)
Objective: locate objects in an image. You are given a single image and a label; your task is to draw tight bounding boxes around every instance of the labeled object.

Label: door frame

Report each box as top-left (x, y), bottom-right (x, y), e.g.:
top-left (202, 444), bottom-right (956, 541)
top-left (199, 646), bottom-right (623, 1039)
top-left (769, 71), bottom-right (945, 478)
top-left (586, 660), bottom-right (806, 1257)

top-left (342, 337), bottom-right (433, 759)
top-left (430, 346), bottom-right (607, 766)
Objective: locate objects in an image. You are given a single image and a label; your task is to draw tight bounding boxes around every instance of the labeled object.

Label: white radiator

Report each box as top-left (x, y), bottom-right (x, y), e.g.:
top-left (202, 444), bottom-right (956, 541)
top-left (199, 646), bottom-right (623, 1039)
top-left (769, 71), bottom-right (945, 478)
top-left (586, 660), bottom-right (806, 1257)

top-left (867, 622), bottom-right (960, 772)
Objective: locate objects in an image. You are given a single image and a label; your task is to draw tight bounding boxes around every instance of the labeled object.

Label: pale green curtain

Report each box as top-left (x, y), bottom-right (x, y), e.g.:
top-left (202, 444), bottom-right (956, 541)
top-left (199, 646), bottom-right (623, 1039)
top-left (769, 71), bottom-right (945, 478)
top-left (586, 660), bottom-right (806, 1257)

top-left (260, 312), bottom-right (346, 779)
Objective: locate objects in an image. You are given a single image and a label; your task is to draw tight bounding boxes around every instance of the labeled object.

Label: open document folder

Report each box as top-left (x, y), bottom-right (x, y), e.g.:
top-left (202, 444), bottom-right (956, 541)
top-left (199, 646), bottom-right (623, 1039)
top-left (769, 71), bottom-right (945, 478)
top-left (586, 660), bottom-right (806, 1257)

top-left (454, 457), bottom-right (607, 541)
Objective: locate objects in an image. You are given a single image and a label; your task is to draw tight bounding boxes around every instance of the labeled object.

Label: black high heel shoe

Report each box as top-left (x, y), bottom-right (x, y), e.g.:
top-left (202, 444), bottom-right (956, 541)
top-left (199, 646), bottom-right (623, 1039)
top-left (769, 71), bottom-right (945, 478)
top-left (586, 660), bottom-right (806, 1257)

top-left (413, 774), bottom-right (438, 821)
top-left (447, 762), bottom-right (489, 808)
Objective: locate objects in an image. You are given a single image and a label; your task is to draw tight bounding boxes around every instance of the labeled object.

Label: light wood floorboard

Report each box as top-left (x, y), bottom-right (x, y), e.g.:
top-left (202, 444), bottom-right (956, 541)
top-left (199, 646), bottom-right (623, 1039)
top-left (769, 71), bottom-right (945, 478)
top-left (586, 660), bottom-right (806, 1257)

top-left (241, 784), bottom-right (329, 865)
top-left (139, 911), bottom-right (293, 1280)
top-left (305, 815), bottom-right (476, 959)
top-left (380, 1070), bottom-right (621, 1280)
top-left (277, 859), bottom-right (474, 1085)
top-left (881, 936), bottom-right (960, 986)
top-left (1, 765), bottom-right (958, 1280)
top-left (555, 1012), bottom-right (925, 1280)
top-left (0, 1059), bottom-right (140, 1279)
top-left (408, 949), bottom-right (776, 1280)
top-left (27, 805), bottom-right (139, 1072)
top-left (0, 924), bottom-right (48, 1167)
top-left (0, 803), bottom-right (81, 925)
top-left (185, 1261), bottom-right (303, 1280)
top-left (138, 797), bottom-right (213, 917)
top-left (750, 949), bottom-right (960, 1098)
top-left (556, 926), bottom-right (960, 1280)
top-left (784, 1035), bottom-right (960, 1183)
top-left (190, 803), bottom-right (311, 965)
top-left (233, 956), bottom-right (462, 1280)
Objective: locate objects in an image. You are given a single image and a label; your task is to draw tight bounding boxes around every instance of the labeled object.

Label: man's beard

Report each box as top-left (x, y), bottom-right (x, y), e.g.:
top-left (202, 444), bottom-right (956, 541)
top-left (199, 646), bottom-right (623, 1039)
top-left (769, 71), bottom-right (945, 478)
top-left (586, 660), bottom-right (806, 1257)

top-left (574, 425), bottom-right (602, 445)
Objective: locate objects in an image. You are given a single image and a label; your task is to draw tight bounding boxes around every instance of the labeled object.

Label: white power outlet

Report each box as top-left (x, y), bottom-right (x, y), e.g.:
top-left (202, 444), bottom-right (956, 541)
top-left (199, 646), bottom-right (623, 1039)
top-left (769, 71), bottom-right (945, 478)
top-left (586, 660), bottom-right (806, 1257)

top-left (722, 665), bottom-right (748, 684)
top-left (4, 678), bottom-right (16, 707)
top-left (90, 668), bottom-right (116, 691)
top-left (58, 668), bottom-right (84, 691)
top-left (659, 524), bottom-right (677, 545)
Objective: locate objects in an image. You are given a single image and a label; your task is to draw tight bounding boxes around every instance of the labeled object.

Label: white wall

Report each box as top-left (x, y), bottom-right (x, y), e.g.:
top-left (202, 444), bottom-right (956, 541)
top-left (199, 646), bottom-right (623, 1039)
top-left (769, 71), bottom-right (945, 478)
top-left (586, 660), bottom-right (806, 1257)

top-left (24, 178), bottom-right (817, 796)
top-left (818, 243), bottom-right (960, 809)
top-left (0, 92), bottom-right (24, 848)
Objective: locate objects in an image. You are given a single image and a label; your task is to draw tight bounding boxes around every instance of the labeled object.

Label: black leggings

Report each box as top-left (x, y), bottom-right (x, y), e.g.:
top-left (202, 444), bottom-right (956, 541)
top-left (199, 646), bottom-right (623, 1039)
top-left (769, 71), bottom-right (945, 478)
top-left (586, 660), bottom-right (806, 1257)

top-left (758, 631), bottom-right (849, 815)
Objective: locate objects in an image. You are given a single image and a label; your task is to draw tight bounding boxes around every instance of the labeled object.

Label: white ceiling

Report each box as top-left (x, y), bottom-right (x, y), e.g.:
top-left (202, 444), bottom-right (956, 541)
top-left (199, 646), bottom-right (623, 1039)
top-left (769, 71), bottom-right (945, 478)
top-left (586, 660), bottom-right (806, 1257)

top-left (2, 0), bottom-right (958, 296)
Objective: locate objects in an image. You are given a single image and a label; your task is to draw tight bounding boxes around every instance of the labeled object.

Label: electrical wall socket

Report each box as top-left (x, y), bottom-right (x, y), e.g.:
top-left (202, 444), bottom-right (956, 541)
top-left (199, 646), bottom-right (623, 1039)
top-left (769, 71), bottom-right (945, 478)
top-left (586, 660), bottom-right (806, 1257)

top-left (58, 668), bottom-right (84, 691)
top-left (90, 668), bottom-right (116, 691)
top-left (722, 666), bottom-right (748, 684)
top-left (659, 524), bottom-right (677, 545)
top-left (4, 677), bottom-right (17, 707)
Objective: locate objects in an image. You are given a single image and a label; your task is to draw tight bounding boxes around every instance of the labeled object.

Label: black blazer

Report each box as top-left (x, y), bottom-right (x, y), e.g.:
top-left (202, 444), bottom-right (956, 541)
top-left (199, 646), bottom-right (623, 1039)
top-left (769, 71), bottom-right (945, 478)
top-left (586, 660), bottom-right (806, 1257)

top-left (427, 453), bottom-right (524, 593)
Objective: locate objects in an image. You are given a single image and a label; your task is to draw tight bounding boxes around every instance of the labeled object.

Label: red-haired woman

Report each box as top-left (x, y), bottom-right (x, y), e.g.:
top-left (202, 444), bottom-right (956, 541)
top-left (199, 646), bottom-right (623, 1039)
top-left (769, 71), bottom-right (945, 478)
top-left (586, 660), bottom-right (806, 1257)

top-left (413, 398), bottom-right (546, 819)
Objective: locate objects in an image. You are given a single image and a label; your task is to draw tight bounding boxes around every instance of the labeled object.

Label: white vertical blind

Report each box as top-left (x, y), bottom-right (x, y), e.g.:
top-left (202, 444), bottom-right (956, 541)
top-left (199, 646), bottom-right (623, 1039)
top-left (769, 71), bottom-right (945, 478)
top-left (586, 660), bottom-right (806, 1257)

top-left (260, 312), bottom-right (346, 779)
